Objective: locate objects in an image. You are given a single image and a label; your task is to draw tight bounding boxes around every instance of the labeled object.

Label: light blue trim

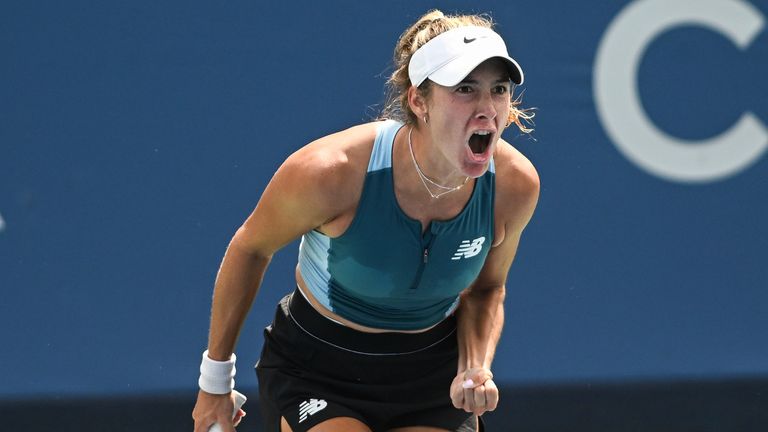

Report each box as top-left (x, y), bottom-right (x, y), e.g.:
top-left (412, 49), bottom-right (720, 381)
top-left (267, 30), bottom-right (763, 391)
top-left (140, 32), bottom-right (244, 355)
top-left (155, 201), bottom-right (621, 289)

top-left (444, 296), bottom-right (461, 318)
top-left (367, 120), bottom-right (400, 172)
top-left (298, 231), bottom-right (332, 309)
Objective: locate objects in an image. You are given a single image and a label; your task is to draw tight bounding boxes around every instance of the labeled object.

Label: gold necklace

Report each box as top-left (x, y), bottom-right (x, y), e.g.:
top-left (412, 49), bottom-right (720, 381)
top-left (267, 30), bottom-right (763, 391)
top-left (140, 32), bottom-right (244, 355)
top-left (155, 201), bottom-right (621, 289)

top-left (407, 127), bottom-right (469, 199)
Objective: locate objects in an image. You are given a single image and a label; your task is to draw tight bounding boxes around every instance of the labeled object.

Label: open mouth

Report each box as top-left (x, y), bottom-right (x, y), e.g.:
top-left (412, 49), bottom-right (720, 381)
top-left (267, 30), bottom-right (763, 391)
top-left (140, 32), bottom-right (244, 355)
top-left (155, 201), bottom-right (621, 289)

top-left (468, 131), bottom-right (492, 155)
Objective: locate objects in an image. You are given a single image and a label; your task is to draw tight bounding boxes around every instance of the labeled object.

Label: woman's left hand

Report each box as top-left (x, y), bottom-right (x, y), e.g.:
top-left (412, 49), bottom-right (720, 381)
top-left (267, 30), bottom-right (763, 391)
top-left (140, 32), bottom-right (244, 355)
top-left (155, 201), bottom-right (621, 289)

top-left (450, 367), bottom-right (499, 416)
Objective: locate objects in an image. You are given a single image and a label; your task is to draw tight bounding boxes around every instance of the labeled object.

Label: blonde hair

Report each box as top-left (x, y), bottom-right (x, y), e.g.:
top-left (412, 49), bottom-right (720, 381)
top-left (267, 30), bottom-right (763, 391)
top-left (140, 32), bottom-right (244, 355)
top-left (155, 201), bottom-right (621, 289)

top-left (380, 10), bottom-right (533, 133)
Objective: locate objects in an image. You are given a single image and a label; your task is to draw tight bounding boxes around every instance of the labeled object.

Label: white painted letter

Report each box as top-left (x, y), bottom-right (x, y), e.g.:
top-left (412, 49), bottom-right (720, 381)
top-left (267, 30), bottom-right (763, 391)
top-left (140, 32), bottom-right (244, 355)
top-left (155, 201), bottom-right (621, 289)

top-left (594, 0), bottom-right (767, 183)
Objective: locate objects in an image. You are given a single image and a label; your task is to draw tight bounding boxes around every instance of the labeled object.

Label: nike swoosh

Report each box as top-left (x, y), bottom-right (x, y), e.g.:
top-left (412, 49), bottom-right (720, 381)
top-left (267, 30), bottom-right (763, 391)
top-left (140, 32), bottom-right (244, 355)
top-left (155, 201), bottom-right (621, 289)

top-left (463, 37), bottom-right (476, 43)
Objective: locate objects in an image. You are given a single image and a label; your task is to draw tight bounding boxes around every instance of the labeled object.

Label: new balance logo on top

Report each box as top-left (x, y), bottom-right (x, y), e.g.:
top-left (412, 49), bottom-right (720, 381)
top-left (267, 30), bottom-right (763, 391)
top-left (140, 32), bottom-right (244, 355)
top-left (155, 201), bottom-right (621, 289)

top-left (452, 237), bottom-right (486, 260)
top-left (299, 398), bottom-right (327, 423)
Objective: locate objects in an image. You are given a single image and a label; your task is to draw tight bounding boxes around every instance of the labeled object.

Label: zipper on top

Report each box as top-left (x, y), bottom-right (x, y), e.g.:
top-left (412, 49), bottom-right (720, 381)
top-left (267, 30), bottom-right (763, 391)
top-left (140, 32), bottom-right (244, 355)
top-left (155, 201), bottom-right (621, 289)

top-left (410, 228), bottom-right (434, 289)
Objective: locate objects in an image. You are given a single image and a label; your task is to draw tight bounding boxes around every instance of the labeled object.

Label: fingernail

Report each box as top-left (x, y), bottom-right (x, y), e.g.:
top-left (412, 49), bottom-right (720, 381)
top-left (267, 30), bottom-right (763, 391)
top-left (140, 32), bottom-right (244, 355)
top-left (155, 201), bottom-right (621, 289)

top-left (462, 379), bottom-right (474, 388)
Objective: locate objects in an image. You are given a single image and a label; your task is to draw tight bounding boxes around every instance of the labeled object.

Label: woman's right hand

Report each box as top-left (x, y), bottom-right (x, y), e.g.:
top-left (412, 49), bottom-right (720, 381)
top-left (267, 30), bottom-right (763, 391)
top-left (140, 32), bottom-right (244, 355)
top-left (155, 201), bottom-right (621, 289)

top-left (192, 390), bottom-right (244, 432)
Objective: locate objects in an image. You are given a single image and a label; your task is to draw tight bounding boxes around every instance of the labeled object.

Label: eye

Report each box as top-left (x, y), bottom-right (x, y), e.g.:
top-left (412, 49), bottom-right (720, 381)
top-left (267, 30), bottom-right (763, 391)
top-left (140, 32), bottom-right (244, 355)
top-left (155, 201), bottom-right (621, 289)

top-left (455, 85), bottom-right (473, 94)
top-left (493, 85), bottom-right (510, 95)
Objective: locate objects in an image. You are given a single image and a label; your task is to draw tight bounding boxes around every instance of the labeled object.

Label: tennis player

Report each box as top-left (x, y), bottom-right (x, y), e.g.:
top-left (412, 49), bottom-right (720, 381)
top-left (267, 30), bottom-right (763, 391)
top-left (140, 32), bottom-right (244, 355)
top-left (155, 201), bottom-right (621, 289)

top-left (193, 9), bottom-right (539, 432)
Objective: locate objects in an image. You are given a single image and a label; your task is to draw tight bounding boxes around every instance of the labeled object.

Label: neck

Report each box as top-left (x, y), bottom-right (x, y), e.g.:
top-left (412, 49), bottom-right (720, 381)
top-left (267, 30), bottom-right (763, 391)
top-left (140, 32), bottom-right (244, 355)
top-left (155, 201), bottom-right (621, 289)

top-left (406, 126), bottom-right (470, 199)
top-left (408, 127), bottom-right (467, 187)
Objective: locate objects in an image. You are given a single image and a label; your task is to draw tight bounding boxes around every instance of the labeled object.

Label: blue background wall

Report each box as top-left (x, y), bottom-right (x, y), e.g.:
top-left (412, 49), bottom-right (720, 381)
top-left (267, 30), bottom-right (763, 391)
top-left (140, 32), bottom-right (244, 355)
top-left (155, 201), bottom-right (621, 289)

top-left (2, 0), bottom-right (766, 401)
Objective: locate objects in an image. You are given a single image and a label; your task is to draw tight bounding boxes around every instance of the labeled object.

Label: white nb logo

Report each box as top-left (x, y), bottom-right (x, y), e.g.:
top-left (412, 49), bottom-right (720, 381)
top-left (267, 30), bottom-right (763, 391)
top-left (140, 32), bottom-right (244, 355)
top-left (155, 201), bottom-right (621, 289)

top-left (452, 237), bottom-right (486, 260)
top-left (299, 398), bottom-right (327, 423)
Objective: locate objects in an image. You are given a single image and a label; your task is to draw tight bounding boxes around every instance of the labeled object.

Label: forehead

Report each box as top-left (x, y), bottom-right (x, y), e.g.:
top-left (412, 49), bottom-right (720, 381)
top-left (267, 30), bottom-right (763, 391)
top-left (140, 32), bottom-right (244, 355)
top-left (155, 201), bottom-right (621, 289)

top-left (463, 58), bottom-right (512, 82)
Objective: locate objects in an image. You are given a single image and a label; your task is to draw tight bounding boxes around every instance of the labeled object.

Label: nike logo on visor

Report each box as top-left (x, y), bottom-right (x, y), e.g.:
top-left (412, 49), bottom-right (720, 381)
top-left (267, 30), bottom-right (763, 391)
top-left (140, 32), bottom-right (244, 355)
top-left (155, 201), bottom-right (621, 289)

top-left (463, 37), bottom-right (476, 43)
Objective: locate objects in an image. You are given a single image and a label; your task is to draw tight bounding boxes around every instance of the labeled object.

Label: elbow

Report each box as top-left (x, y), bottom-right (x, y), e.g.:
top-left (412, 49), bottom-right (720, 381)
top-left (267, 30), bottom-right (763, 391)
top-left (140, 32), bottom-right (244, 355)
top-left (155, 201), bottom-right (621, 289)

top-left (228, 226), bottom-right (274, 263)
top-left (463, 283), bottom-right (505, 301)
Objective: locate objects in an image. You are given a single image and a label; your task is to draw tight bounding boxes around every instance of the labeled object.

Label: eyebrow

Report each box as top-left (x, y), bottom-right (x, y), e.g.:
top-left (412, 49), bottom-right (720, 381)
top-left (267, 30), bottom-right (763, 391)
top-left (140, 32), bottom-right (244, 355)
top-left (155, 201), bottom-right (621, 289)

top-left (458, 76), bottom-right (512, 85)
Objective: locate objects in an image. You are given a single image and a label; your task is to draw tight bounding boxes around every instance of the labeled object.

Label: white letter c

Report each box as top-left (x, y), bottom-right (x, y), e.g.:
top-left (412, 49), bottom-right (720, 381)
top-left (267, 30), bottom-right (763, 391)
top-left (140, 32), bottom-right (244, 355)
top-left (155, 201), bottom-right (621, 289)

top-left (594, 0), bottom-right (767, 183)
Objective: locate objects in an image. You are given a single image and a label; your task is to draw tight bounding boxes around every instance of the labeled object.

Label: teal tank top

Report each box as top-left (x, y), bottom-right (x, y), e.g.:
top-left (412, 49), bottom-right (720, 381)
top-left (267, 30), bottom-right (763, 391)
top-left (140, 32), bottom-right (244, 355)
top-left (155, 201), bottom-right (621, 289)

top-left (298, 120), bottom-right (495, 330)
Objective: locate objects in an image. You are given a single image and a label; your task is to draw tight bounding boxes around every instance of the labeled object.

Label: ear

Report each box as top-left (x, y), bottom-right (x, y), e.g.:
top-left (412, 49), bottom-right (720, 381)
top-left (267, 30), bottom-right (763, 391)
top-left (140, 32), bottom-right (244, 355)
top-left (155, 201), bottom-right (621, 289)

top-left (407, 85), bottom-right (429, 119)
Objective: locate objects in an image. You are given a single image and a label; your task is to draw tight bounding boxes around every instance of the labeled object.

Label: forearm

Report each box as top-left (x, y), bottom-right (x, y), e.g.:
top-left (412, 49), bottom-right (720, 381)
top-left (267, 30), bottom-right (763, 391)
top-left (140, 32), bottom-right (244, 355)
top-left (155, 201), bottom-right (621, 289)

top-left (457, 285), bottom-right (505, 372)
top-left (207, 235), bottom-right (272, 360)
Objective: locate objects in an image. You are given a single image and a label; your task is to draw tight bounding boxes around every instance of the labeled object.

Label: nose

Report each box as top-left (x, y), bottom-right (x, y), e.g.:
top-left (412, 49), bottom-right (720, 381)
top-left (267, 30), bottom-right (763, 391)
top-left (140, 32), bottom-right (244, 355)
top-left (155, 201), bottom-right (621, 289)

top-left (475, 91), bottom-right (497, 121)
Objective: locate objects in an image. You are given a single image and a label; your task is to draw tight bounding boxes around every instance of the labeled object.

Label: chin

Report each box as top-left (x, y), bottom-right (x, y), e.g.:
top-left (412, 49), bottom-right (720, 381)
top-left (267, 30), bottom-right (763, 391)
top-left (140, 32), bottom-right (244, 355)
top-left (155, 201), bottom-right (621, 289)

top-left (462, 146), bottom-right (493, 177)
top-left (463, 161), bottom-right (490, 178)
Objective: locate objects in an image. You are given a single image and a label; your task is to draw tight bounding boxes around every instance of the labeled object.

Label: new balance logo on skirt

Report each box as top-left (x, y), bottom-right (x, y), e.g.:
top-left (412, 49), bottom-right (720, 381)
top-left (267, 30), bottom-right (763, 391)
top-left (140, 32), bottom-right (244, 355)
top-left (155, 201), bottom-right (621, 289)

top-left (299, 398), bottom-right (327, 423)
top-left (452, 237), bottom-right (486, 260)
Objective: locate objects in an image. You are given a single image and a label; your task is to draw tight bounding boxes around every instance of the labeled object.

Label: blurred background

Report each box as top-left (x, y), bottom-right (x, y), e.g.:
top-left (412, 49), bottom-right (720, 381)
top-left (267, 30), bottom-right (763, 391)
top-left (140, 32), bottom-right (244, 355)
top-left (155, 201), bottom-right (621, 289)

top-left (1, 0), bottom-right (766, 430)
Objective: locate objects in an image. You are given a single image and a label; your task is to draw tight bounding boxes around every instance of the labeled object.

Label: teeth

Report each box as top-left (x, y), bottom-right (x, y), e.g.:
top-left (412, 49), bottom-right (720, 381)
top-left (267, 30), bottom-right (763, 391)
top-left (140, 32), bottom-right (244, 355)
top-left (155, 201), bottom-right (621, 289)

top-left (473, 130), bottom-right (491, 136)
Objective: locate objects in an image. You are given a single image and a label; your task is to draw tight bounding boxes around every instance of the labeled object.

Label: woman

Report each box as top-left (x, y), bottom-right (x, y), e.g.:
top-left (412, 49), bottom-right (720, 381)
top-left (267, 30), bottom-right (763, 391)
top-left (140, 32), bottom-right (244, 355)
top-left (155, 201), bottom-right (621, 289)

top-left (193, 9), bottom-right (539, 432)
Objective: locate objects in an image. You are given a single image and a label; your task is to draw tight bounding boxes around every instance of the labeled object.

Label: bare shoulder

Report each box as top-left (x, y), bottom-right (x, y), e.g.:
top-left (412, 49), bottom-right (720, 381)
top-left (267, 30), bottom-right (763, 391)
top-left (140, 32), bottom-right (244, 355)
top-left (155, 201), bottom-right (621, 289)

top-left (275, 122), bottom-right (380, 218)
top-left (492, 138), bottom-right (540, 231)
top-left (238, 122), bottom-right (380, 254)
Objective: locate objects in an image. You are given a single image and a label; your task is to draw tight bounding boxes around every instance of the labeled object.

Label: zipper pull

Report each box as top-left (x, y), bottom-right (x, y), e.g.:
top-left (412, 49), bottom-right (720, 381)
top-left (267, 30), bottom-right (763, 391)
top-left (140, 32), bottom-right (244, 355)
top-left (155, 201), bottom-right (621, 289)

top-left (423, 248), bottom-right (429, 264)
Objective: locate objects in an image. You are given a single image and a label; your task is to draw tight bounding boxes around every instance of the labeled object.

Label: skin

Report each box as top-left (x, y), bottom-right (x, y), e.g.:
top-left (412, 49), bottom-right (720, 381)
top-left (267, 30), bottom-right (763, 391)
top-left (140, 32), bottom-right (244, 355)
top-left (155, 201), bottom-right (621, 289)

top-left (191, 59), bottom-right (540, 432)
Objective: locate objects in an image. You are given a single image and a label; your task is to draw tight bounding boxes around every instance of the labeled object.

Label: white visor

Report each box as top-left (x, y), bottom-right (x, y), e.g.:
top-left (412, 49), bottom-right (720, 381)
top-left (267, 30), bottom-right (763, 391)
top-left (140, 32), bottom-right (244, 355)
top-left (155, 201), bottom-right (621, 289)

top-left (408, 26), bottom-right (523, 88)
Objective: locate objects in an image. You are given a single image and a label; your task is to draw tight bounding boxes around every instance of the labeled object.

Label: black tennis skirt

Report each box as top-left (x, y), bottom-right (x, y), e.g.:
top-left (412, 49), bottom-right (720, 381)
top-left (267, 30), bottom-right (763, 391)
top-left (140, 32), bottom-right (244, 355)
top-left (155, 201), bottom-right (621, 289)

top-left (255, 288), bottom-right (480, 431)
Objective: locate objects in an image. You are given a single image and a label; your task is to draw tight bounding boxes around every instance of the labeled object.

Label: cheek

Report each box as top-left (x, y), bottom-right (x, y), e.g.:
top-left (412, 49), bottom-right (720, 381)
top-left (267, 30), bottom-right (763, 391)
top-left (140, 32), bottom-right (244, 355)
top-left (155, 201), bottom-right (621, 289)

top-left (497, 99), bottom-right (511, 116)
top-left (499, 108), bottom-right (512, 128)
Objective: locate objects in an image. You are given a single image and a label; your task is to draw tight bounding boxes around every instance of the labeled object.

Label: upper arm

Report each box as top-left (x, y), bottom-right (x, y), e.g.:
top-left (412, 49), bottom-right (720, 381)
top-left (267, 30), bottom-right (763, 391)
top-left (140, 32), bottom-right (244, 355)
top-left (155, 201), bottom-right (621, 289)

top-left (473, 147), bottom-right (540, 290)
top-left (230, 127), bottom-right (372, 257)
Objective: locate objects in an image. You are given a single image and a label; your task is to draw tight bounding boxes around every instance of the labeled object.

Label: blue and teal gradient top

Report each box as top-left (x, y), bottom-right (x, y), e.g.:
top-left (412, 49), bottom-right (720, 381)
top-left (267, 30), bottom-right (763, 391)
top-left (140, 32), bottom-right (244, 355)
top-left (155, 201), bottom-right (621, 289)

top-left (298, 120), bottom-right (495, 330)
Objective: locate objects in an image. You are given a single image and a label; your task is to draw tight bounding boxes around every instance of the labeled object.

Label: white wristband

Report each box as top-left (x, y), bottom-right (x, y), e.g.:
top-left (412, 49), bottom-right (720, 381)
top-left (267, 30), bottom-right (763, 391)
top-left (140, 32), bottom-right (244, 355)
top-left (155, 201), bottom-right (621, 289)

top-left (198, 350), bottom-right (236, 394)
